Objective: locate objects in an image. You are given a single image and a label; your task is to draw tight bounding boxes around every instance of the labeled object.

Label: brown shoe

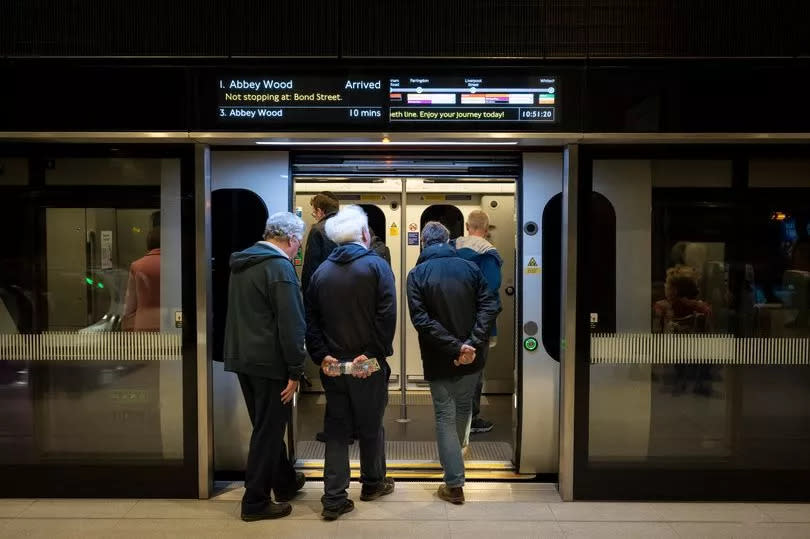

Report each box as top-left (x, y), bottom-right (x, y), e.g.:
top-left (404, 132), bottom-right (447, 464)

top-left (437, 484), bottom-right (465, 505)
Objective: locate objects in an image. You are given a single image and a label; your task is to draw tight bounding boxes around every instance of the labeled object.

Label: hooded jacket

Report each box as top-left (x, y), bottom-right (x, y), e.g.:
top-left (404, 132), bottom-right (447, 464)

top-left (305, 243), bottom-right (396, 365)
top-left (300, 211), bottom-right (337, 293)
top-left (454, 235), bottom-right (503, 336)
top-left (406, 242), bottom-right (501, 381)
top-left (223, 243), bottom-right (306, 381)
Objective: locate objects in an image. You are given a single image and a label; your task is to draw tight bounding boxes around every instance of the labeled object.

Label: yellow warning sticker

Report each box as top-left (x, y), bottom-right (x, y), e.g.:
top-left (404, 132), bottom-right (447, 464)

top-left (389, 222), bottom-right (399, 237)
top-left (526, 256), bottom-right (541, 274)
top-left (423, 194), bottom-right (446, 201)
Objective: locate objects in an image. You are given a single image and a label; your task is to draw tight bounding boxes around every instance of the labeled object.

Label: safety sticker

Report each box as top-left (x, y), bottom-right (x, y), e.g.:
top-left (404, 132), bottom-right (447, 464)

top-left (408, 232), bottom-right (419, 246)
top-left (525, 256), bottom-right (541, 274)
top-left (408, 222), bottom-right (418, 232)
top-left (389, 222), bottom-right (399, 236)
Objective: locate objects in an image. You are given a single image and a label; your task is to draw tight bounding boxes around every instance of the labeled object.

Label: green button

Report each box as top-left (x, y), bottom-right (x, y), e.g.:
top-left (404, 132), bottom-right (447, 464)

top-left (523, 337), bottom-right (538, 351)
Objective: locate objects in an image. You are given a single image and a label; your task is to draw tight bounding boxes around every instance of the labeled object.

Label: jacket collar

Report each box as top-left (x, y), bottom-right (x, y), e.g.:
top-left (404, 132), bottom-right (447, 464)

top-left (416, 242), bottom-right (456, 264)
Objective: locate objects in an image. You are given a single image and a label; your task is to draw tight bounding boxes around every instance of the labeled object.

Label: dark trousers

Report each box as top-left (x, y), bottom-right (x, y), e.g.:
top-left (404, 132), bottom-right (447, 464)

top-left (320, 360), bottom-right (389, 510)
top-left (472, 345), bottom-right (489, 419)
top-left (237, 374), bottom-right (297, 514)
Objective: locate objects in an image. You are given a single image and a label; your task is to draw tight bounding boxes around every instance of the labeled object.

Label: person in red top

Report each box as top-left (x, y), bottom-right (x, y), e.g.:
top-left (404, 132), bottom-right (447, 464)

top-left (122, 227), bottom-right (161, 332)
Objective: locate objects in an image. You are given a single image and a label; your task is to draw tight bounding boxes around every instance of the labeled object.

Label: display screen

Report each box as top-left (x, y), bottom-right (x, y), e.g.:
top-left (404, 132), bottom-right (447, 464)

top-left (389, 75), bottom-right (557, 123)
top-left (216, 76), bottom-right (386, 125)
top-left (215, 74), bottom-right (558, 127)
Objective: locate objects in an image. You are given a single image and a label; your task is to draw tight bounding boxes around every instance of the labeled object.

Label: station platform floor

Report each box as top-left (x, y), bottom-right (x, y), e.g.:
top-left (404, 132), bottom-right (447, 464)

top-left (1, 482), bottom-right (810, 538)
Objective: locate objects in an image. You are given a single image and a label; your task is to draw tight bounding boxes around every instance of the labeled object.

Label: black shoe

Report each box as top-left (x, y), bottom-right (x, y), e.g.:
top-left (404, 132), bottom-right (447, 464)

top-left (360, 477), bottom-right (395, 501)
top-left (274, 472), bottom-right (306, 502)
top-left (470, 417), bottom-right (493, 434)
top-left (437, 484), bottom-right (465, 505)
top-left (241, 502), bottom-right (292, 522)
top-left (321, 499), bottom-right (354, 521)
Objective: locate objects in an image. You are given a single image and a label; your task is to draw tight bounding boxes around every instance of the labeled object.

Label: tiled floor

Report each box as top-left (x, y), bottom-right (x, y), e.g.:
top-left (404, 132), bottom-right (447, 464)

top-left (1, 482), bottom-right (809, 538)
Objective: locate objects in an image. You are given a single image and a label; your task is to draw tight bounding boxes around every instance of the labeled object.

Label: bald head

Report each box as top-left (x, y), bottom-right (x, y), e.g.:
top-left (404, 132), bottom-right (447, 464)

top-left (466, 210), bottom-right (490, 238)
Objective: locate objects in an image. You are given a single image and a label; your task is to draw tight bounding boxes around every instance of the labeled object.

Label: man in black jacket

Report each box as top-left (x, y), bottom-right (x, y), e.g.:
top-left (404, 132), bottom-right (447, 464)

top-left (306, 205), bottom-right (397, 521)
top-left (406, 221), bottom-right (500, 505)
top-left (224, 212), bottom-right (308, 521)
top-left (300, 192), bottom-right (339, 293)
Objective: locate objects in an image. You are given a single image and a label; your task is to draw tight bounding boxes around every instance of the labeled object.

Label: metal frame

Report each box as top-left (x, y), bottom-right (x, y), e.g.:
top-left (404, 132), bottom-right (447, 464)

top-left (559, 144), bottom-right (579, 500)
top-left (194, 144), bottom-right (214, 498)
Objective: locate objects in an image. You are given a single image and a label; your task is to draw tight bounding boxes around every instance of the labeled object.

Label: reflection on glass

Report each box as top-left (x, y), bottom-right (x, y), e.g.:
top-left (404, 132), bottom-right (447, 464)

top-left (588, 159), bottom-right (810, 469)
top-left (0, 157), bottom-right (183, 466)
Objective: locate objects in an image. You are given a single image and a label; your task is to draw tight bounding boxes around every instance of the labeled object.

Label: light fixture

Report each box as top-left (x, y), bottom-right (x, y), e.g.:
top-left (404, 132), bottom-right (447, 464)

top-left (255, 140), bottom-right (519, 146)
top-left (381, 136), bottom-right (391, 144)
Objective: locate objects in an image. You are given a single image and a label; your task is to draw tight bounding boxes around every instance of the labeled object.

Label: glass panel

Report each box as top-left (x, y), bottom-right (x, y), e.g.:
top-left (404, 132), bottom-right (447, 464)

top-left (0, 158), bottom-right (28, 186)
top-left (588, 158), bottom-right (810, 469)
top-left (0, 158), bottom-right (183, 464)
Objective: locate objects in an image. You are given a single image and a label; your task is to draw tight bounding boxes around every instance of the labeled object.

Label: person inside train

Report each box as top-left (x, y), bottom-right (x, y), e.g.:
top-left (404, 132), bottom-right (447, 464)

top-left (453, 209), bottom-right (502, 434)
top-left (305, 205), bottom-right (397, 521)
top-left (301, 191), bottom-right (341, 444)
top-left (301, 191), bottom-right (340, 293)
top-left (223, 212), bottom-right (308, 521)
top-left (407, 221), bottom-right (500, 505)
top-left (652, 264), bottom-right (714, 396)
top-left (369, 227), bottom-right (391, 266)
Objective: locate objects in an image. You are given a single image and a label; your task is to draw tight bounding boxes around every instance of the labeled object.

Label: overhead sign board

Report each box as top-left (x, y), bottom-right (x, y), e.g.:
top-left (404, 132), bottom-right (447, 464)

top-left (215, 74), bottom-right (558, 128)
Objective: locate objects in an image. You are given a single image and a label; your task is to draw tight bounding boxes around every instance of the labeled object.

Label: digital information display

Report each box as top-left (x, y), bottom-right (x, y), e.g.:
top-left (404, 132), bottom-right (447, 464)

top-left (389, 76), bottom-right (557, 123)
top-left (215, 74), bottom-right (557, 127)
top-left (217, 76), bottom-right (386, 124)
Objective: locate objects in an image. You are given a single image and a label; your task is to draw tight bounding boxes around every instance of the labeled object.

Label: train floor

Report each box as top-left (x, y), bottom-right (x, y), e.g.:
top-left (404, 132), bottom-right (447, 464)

top-left (294, 392), bottom-right (519, 479)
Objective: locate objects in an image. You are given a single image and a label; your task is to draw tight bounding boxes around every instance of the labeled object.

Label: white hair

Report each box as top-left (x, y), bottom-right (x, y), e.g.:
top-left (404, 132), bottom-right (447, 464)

top-left (325, 205), bottom-right (368, 244)
top-left (264, 212), bottom-right (305, 242)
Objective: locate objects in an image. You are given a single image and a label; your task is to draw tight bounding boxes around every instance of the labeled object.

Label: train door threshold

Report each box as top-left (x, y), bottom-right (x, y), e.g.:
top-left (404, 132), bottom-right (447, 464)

top-left (294, 440), bottom-right (530, 480)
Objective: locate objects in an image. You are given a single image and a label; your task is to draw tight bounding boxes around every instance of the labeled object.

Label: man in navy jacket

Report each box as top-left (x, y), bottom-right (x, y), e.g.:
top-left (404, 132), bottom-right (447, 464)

top-left (224, 212), bottom-right (308, 521)
top-left (306, 205), bottom-right (397, 521)
top-left (407, 221), bottom-right (500, 505)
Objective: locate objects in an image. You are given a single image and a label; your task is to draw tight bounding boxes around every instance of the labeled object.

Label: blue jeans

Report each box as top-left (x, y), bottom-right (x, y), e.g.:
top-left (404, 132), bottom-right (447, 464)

top-left (429, 371), bottom-right (479, 487)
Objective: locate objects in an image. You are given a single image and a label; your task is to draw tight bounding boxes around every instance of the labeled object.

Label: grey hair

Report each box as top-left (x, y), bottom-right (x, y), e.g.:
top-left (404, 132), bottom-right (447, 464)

top-left (325, 205), bottom-right (368, 244)
top-left (421, 221), bottom-right (450, 247)
top-left (264, 212), bottom-right (305, 242)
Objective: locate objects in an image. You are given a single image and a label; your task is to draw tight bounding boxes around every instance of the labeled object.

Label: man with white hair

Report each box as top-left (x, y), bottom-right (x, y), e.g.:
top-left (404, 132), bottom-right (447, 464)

top-left (224, 212), bottom-right (308, 521)
top-left (305, 205), bottom-right (397, 521)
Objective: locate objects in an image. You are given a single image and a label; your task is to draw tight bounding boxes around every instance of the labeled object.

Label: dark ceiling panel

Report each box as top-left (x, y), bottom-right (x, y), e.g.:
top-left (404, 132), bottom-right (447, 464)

top-left (228, 0), bottom-right (338, 57)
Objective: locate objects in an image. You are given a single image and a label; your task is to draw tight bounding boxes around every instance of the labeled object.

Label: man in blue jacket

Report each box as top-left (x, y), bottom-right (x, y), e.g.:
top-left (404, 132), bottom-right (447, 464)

top-left (224, 212), bottom-right (308, 521)
top-left (306, 205), bottom-right (397, 521)
top-left (408, 221), bottom-right (500, 505)
top-left (454, 210), bottom-right (503, 434)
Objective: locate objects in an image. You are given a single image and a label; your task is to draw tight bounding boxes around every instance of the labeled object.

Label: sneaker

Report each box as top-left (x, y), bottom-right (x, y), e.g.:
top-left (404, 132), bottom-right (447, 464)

top-left (241, 502), bottom-right (292, 521)
top-left (321, 499), bottom-right (355, 521)
top-left (360, 477), bottom-right (395, 501)
top-left (437, 484), bottom-right (465, 505)
top-left (461, 445), bottom-right (471, 460)
top-left (274, 472), bottom-right (306, 502)
top-left (470, 417), bottom-right (494, 434)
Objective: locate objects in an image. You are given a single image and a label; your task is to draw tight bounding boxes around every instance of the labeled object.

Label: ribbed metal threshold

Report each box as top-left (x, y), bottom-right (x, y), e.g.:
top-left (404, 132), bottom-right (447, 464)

top-left (296, 440), bottom-right (513, 472)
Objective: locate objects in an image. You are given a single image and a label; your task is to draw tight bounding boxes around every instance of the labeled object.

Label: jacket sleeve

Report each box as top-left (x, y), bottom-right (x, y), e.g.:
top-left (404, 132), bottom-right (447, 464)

top-left (270, 277), bottom-right (307, 380)
top-left (479, 255), bottom-right (502, 297)
top-left (300, 228), bottom-right (322, 293)
top-left (304, 276), bottom-right (329, 365)
top-left (407, 271), bottom-right (463, 357)
top-left (466, 271), bottom-right (501, 349)
top-left (365, 263), bottom-right (397, 359)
